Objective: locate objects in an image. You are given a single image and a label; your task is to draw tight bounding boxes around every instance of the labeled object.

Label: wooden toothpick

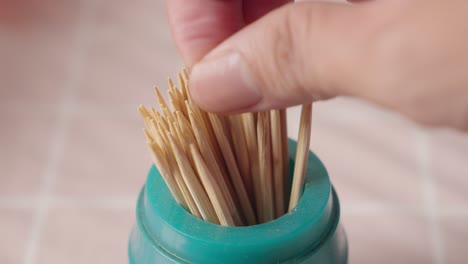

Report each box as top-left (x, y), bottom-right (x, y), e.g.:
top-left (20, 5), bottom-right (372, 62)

top-left (257, 111), bottom-right (274, 223)
top-left (288, 104), bottom-right (313, 212)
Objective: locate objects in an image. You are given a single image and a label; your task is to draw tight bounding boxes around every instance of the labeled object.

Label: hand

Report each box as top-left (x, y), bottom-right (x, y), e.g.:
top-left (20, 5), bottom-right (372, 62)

top-left (167, 0), bottom-right (468, 131)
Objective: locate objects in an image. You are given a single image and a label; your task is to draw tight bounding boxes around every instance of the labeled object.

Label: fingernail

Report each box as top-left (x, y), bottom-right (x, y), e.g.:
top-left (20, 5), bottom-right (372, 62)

top-left (189, 51), bottom-right (262, 112)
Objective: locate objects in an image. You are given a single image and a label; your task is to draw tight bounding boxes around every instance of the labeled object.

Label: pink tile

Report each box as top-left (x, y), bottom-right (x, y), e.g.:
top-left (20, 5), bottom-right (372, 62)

top-left (440, 216), bottom-right (468, 264)
top-left (36, 207), bottom-right (134, 264)
top-left (0, 105), bottom-right (57, 195)
top-left (54, 105), bottom-right (150, 198)
top-left (76, 0), bottom-right (183, 105)
top-left (289, 98), bottom-right (425, 208)
top-left (430, 129), bottom-right (468, 207)
top-left (0, 0), bottom-right (81, 103)
top-left (0, 209), bottom-right (33, 264)
top-left (343, 213), bottom-right (433, 264)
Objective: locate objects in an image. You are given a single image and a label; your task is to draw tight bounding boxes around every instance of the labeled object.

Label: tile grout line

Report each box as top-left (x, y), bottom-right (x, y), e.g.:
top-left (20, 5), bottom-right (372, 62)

top-left (5, 193), bottom-right (468, 215)
top-left (0, 196), bottom-right (136, 210)
top-left (22, 1), bottom-right (96, 264)
top-left (416, 129), bottom-right (446, 264)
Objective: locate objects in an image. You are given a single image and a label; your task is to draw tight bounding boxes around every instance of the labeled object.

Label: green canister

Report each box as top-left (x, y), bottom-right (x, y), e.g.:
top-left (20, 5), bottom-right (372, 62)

top-left (128, 139), bottom-right (348, 263)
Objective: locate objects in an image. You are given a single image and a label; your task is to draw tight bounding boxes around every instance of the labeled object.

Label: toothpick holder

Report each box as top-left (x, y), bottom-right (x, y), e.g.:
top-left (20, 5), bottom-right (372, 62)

top-left (128, 139), bottom-right (348, 263)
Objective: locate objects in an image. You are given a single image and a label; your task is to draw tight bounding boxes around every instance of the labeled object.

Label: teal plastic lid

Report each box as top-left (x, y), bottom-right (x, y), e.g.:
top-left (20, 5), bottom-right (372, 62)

top-left (137, 139), bottom-right (335, 263)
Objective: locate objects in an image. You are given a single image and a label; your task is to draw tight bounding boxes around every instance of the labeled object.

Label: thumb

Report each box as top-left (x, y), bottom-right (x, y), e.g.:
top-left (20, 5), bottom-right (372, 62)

top-left (189, 1), bottom-right (379, 113)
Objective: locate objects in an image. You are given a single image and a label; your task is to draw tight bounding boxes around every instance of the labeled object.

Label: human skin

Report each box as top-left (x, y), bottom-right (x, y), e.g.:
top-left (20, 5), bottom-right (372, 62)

top-left (166, 0), bottom-right (468, 131)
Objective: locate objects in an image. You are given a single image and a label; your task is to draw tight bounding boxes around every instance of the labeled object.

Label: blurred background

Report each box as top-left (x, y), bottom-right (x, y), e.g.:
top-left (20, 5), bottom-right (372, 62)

top-left (1, 0), bottom-right (467, 263)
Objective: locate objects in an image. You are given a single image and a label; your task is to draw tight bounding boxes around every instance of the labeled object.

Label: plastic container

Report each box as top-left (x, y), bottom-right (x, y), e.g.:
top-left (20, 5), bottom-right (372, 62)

top-left (128, 139), bottom-right (348, 263)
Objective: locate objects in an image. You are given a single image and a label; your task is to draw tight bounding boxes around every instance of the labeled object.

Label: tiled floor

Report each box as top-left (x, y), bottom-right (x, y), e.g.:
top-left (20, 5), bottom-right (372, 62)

top-left (54, 106), bottom-right (149, 198)
top-left (344, 213), bottom-right (434, 264)
top-left (0, 0), bottom-right (81, 104)
top-left (440, 217), bottom-right (468, 264)
top-left (76, 0), bottom-right (183, 106)
top-left (308, 100), bottom-right (426, 208)
top-left (0, 105), bottom-right (57, 196)
top-left (1, 1), bottom-right (467, 264)
top-left (36, 207), bottom-right (134, 264)
top-left (0, 209), bottom-right (33, 264)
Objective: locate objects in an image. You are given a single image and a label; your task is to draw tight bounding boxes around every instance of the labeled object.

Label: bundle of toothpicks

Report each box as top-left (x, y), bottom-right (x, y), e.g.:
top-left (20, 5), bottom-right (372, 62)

top-left (139, 69), bottom-right (312, 226)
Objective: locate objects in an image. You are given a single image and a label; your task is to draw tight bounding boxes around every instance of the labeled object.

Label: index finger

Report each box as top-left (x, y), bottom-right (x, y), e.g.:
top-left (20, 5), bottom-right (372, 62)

top-left (166, 0), bottom-right (244, 66)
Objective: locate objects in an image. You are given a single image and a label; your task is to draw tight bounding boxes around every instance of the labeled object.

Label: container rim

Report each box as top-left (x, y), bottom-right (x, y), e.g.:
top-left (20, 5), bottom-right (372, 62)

top-left (138, 139), bottom-right (336, 263)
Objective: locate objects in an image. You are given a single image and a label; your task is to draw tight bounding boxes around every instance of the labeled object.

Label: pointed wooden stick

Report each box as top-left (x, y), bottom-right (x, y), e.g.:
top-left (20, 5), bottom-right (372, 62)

top-left (178, 72), bottom-right (188, 100)
top-left (138, 105), bottom-right (151, 120)
top-left (149, 107), bottom-right (159, 120)
top-left (168, 78), bottom-right (188, 116)
top-left (270, 109), bottom-right (285, 218)
top-left (182, 68), bottom-right (189, 81)
top-left (188, 111), bottom-right (243, 225)
top-left (173, 113), bottom-right (197, 166)
top-left (168, 134), bottom-right (220, 224)
top-left (190, 144), bottom-right (236, 226)
top-left (168, 93), bottom-right (182, 113)
top-left (257, 111), bottom-right (274, 223)
top-left (138, 106), bottom-right (159, 141)
top-left (154, 118), bottom-right (170, 149)
top-left (154, 86), bottom-right (169, 110)
top-left (228, 115), bottom-right (252, 201)
top-left (167, 120), bottom-right (181, 148)
top-left (167, 78), bottom-right (177, 96)
top-left (172, 120), bottom-right (190, 154)
top-left (209, 113), bottom-right (257, 225)
top-left (241, 112), bottom-right (261, 219)
top-left (288, 104), bottom-right (313, 212)
top-left (143, 128), bottom-right (155, 144)
top-left (152, 108), bottom-right (168, 132)
top-left (280, 109), bottom-right (290, 207)
top-left (162, 106), bottom-right (175, 124)
top-left (174, 170), bottom-right (201, 217)
top-left (175, 111), bottom-right (197, 146)
top-left (146, 116), bottom-right (200, 217)
top-left (146, 141), bottom-right (186, 207)
top-left (186, 100), bottom-right (227, 179)
top-left (161, 139), bottom-right (201, 218)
